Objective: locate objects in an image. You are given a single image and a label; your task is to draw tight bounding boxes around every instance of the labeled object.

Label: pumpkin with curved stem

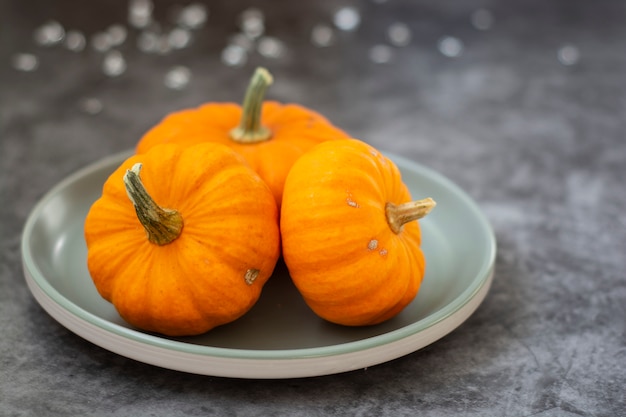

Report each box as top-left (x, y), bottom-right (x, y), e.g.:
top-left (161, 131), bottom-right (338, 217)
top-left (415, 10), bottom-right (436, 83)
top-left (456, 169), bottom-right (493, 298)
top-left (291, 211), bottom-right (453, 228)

top-left (84, 143), bottom-right (280, 336)
top-left (280, 139), bottom-right (436, 326)
top-left (135, 67), bottom-right (351, 207)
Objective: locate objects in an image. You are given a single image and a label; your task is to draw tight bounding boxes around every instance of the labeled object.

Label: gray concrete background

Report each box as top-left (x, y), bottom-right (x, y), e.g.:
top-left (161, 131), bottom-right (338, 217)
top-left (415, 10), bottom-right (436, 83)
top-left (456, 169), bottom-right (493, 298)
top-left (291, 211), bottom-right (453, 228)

top-left (1, 0), bottom-right (625, 416)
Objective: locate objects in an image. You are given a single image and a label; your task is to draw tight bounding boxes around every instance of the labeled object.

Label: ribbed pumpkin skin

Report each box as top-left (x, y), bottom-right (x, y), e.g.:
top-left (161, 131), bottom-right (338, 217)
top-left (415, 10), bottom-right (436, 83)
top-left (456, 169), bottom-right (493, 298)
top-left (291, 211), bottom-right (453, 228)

top-left (135, 101), bottom-right (351, 207)
top-left (84, 143), bottom-right (280, 336)
top-left (280, 139), bottom-right (426, 326)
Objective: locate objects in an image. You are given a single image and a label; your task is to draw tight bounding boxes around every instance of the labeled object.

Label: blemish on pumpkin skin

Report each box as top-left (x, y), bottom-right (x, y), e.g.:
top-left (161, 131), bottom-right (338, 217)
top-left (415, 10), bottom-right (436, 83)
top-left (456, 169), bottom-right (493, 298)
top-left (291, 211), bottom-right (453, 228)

top-left (244, 269), bottom-right (260, 285)
top-left (367, 239), bottom-right (378, 250)
top-left (379, 249), bottom-right (388, 257)
top-left (346, 191), bottom-right (359, 208)
top-left (369, 148), bottom-right (389, 167)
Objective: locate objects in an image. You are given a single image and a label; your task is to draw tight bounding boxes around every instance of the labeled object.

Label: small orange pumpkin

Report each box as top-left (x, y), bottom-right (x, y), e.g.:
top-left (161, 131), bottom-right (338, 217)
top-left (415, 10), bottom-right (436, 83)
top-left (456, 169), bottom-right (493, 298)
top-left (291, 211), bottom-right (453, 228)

top-left (84, 143), bottom-right (280, 336)
top-left (135, 67), bottom-right (351, 207)
top-left (280, 139), bottom-right (436, 326)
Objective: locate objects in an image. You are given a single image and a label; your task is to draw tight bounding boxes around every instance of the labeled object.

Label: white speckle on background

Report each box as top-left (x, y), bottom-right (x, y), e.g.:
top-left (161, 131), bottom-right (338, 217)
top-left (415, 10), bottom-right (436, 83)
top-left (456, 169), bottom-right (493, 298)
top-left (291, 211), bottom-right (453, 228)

top-left (387, 22), bottom-right (412, 47)
top-left (91, 31), bottom-right (114, 52)
top-left (438, 36), bottom-right (464, 57)
top-left (11, 53), bottom-right (39, 72)
top-left (164, 66), bottom-right (191, 90)
top-left (557, 45), bottom-right (581, 66)
top-left (333, 7), bottom-right (361, 32)
top-left (33, 20), bottom-right (65, 46)
top-left (79, 98), bottom-right (104, 115)
top-left (177, 3), bottom-right (208, 30)
top-left (257, 36), bottom-right (286, 59)
top-left (107, 24), bottom-right (128, 46)
top-left (369, 44), bottom-right (393, 64)
top-left (471, 9), bottom-right (494, 31)
top-left (64, 30), bottom-right (86, 52)
top-left (239, 8), bottom-right (265, 39)
top-left (128, 0), bottom-right (154, 28)
top-left (102, 50), bottom-right (127, 77)
top-left (311, 24), bottom-right (335, 47)
top-left (221, 44), bottom-right (248, 67)
top-left (136, 30), bottom-right (172, 55)
top-left (168, 28), bottom-right (192, 49)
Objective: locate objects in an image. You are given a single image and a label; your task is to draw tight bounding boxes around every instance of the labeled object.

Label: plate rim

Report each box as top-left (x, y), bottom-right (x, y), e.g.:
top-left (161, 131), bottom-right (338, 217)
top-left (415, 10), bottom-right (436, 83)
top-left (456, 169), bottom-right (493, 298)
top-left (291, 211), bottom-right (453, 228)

top-left (21, 150), bottom-right (496, 377)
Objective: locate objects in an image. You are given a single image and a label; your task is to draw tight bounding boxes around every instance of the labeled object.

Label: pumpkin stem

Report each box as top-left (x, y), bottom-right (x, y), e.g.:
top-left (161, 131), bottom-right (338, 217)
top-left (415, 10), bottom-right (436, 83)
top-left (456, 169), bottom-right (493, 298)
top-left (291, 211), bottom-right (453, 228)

top-left (230, 67), bottom-right (274, 143)
top-left (124, 163), bottom-right (184, 246)
top-left (386, 198), bottom-right (436, 234)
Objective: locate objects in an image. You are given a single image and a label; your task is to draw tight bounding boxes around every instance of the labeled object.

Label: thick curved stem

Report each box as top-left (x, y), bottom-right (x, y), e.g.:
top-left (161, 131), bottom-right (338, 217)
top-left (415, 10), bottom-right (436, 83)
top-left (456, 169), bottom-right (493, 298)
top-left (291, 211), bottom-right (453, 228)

top-left (386, 197), bottom-right (436, 234)
top-left (124, 163), bottom-right (184, 245)
top-left (230, 67), bottom-right (273, 143)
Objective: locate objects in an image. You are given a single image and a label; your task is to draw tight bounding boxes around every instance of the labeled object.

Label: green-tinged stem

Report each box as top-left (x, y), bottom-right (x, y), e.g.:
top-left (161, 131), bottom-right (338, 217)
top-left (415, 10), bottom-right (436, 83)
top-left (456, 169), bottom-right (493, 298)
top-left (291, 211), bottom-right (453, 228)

top-left (230, 67), bottom-right (273, 143)
top-left (386, 197), bottom-right (436, 234)
top-left (124, 163), bottom-right (184, 245)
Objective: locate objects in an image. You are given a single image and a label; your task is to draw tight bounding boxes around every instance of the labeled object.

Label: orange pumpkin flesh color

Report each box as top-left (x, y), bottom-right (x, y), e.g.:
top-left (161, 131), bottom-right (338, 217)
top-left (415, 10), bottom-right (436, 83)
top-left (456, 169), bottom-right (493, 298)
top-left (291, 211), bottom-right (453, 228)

top-left (84, 143), bottom-right (280, 336)
top-left (280, 139), bottom-right (436, 326)
top-left (135, 67), bottom-right (351, 207)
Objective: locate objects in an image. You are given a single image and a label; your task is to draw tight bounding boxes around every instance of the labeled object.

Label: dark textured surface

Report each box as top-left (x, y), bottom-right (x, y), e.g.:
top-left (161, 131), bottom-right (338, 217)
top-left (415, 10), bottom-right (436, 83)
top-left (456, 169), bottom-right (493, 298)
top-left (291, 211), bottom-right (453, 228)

top-left (2, 1), bottom-right (625, 416)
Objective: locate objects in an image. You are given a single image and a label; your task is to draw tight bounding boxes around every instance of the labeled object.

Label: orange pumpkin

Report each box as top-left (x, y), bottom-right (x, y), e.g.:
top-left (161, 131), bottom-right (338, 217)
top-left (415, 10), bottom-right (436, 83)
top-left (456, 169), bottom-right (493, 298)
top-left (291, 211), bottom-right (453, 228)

top-left (136, 67), bottom-right (351, 207)
top-left (280, 139), bottom-right (436, 326)
top-left (84, 143), bottom-right (280, 336)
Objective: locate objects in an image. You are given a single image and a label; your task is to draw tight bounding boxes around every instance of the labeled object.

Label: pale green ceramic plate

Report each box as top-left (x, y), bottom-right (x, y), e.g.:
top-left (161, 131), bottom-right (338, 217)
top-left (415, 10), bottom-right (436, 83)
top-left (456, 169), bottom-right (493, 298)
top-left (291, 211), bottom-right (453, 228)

top-left (21, 150), bottom-right (496, 379)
